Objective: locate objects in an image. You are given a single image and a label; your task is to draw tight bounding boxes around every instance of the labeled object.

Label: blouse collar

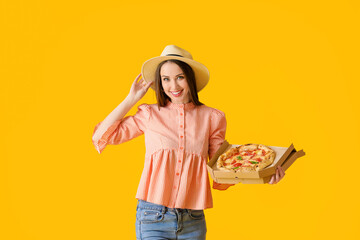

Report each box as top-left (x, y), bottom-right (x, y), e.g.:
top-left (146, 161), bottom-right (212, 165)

top-left (165, 99), bottom-right (196, 110)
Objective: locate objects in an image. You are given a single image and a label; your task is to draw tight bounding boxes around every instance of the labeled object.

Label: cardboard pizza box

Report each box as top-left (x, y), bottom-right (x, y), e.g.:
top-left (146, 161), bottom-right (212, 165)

top-left (206, 140), bottom-right (306, 184)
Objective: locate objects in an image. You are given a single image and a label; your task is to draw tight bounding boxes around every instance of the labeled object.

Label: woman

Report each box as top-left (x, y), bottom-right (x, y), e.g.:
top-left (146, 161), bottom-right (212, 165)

top-left (92, 45), bottom-right (285, 239)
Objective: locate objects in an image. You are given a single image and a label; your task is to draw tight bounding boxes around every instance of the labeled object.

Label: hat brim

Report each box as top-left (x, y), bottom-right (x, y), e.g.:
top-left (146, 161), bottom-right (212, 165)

top-left (141, 56), bottom-right (209, 92)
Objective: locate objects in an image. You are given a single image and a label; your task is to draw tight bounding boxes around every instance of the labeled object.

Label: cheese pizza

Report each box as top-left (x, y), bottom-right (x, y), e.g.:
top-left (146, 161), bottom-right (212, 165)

top-left (216, 144), bottom-right (276, 172)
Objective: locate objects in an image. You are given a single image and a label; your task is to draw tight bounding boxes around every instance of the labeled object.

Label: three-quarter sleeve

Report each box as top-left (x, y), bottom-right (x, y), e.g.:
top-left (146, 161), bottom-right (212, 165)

top-left (92, 103), bottom-right (151, 154)
top-left (208, 109), bottom-right (227, 160)
top-left (208, 109), bottom-right (235, 190)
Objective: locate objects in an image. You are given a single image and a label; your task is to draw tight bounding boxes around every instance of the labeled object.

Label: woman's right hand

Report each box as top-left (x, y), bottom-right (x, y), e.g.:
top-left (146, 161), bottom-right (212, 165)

top-left (128, 73), bottom-right (153, 103)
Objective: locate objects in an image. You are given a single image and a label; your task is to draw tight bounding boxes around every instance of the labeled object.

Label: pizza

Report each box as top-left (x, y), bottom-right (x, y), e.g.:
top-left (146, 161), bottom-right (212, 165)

top-left (216, 144), bottom-right (276, 172)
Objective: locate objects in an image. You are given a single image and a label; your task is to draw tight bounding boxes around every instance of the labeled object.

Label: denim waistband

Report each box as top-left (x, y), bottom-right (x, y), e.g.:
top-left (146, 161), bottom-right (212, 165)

top-left (137, 199), bottom-right (198, 214)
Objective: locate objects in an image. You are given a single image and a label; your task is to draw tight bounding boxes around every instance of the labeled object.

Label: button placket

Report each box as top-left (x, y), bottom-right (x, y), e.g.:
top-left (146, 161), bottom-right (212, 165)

top-left (176, 107), bottom-right (185, 178)
top-left (171, 106), bottom-right (185, 205)
top-left (172, 150), bottom-right (184, 203)
top-left (178, 108), bottom-right (185, 148)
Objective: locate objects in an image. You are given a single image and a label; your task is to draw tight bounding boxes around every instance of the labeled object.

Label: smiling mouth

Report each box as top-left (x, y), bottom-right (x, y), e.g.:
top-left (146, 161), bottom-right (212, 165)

top-left (170, 90), bottom-right (183, 97)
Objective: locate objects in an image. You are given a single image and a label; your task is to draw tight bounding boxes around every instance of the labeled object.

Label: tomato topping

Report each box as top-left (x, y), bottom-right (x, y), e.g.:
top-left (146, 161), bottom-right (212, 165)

top-left (244, 151), bottom-right (253, 156)
top-left (262, 150), bottom-right (266, 155)
top-left (231, 160), bottom-right (236, 164)
top-left (233, 163), bottom-right (242, 167)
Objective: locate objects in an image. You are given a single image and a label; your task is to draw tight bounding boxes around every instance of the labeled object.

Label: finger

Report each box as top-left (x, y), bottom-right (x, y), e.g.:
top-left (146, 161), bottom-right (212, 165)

top-left (137, 77), bottom-right (146, 88)
top-left (142, 79), bottom-right (152, 90)
top-left (275, 168), bottom-right (280, 183)
top-left (145, 82), bottom-right (153, 91)
top-left (279, 166), bottom-right (285, 178)
top-left (281, 166), bottom-right (286, 175)
top-left (133, 73), bottom-right (142, 86)
top-left (136, 73), bottom-right (142, 81)
top-left (269, 175), bottom-right (274, 184)
top-left (146, 80), bottom-right (154, 89)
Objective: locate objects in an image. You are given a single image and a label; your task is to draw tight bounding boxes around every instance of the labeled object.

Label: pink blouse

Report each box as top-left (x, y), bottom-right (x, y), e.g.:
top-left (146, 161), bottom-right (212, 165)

top-left (92, 100), bottom-right (227, 210)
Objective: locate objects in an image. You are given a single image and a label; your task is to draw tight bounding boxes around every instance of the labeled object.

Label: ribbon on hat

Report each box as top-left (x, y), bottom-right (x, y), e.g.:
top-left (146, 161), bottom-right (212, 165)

top-left (166, 54), bottom-right (183, 57)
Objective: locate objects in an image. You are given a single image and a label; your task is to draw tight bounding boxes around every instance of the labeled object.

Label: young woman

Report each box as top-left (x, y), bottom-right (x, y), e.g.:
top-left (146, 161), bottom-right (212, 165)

top-left (92, 45), bottom-right (285, 240)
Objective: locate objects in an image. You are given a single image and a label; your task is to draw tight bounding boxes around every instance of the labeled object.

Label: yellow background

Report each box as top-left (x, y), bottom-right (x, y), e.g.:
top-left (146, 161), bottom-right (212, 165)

top-left (1, 0), bottom-right (359, 239)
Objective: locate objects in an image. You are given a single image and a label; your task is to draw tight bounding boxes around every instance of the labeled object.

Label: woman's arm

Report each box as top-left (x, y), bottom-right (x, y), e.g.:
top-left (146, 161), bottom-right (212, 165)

top-left (213, 181), bottom-right (234, 190)
top-left (92, 73), bottom-right (153, 144)
top-left (208, 109), bottom-right (235, 190)
top-left (92, 95), bottom-right (136, 143)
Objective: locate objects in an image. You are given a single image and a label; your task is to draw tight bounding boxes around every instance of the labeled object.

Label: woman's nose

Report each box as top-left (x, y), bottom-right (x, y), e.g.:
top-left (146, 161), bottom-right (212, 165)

top-left (170, 79), bottom-right (179, 89)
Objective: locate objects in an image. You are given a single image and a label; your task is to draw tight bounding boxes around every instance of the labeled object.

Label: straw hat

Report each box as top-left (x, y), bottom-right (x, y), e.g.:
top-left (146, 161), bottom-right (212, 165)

top-left (141, 45), bottom-right (209, 92)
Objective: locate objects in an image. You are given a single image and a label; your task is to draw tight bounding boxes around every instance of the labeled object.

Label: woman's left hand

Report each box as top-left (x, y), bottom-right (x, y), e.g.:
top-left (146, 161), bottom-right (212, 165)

top-left (268, 165), bottom-right (286, 184)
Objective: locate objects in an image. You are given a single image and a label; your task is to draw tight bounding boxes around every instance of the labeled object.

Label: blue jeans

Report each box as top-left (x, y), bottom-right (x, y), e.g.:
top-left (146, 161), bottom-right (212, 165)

top-left (135, 199), bottom-right (207, 240)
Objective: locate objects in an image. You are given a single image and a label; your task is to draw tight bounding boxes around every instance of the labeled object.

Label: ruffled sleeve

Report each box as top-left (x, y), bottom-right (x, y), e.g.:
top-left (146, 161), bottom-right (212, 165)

top-left (208, 108), bottom-right (227, 160)
top-left (208, 108), bottom-right (235, 190)
top-left (92, 103), bottom-right (151, 154)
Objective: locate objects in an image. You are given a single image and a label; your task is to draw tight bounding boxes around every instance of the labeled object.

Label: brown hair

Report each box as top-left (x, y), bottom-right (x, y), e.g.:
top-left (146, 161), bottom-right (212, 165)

top-left (154, 59), bottom-right (204, 110)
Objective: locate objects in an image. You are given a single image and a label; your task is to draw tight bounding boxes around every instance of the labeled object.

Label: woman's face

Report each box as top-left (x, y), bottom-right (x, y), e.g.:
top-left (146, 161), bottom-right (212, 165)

top-left (160, 61), bottom-right (190, 104)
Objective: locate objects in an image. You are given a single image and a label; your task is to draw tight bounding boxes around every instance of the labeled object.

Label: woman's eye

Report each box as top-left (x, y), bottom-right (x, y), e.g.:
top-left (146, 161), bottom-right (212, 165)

top-left (162, 76), bottom-right (183, 81)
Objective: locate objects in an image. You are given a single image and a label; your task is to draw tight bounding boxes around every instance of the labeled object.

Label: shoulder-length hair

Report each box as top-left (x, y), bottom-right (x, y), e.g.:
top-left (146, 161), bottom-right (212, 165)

top-left (154, 59), bottom-right (204, 110)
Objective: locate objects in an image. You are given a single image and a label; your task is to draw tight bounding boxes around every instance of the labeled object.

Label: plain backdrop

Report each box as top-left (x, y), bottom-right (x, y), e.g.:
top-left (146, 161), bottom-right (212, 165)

top-left (1, 0), bottom-right (359, 239)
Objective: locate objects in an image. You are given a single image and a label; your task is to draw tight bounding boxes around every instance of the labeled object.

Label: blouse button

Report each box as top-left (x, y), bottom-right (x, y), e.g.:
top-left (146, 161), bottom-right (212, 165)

top-left (180, 113), bottom-right (183, 116)
top-left (178, 160), bottom-right (181, 163)
top-left (180, 125), bottom-right (183, 128)
top-left (180, 135), bottom-right (183, 138)
top-left (176, 173), bottom-right (180, 176)
top-left (180, 147), bottom-right (183, 150)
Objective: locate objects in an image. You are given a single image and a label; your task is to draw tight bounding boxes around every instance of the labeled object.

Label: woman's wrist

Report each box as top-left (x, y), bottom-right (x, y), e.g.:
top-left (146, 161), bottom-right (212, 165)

top-left (125, 94), bottom-right (138, 106)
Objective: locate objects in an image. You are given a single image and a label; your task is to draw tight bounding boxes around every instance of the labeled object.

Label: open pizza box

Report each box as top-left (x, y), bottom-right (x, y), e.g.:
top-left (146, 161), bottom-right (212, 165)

top-left (207, 140), bottom-right (306, 184)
